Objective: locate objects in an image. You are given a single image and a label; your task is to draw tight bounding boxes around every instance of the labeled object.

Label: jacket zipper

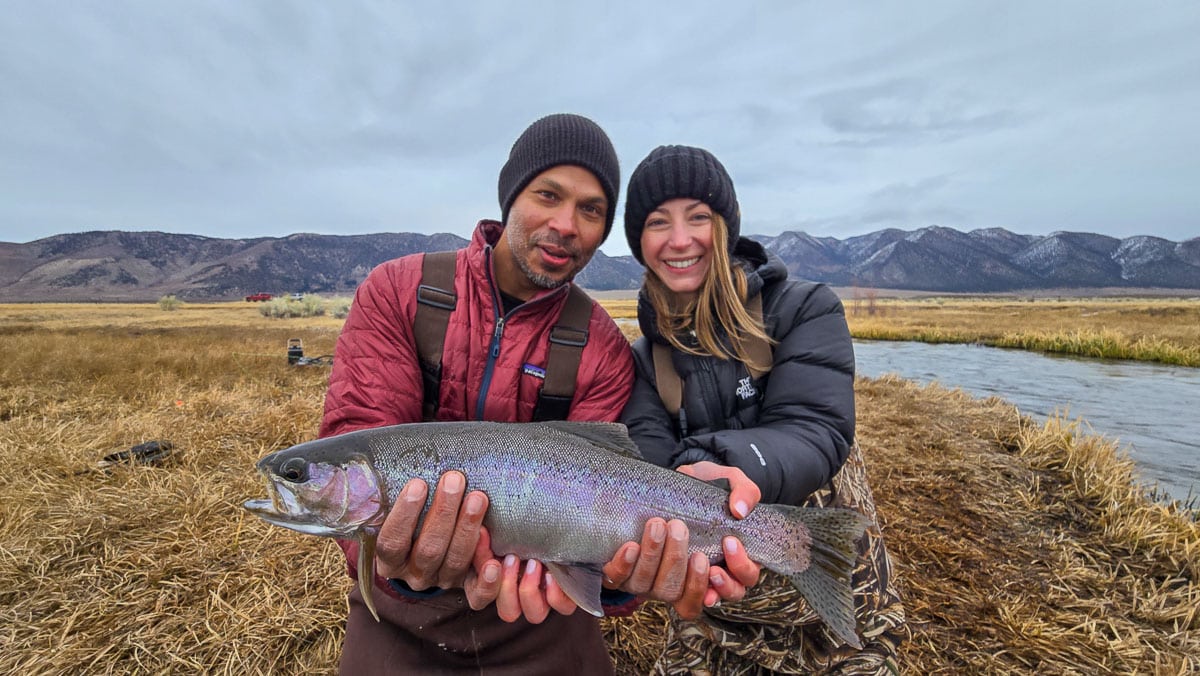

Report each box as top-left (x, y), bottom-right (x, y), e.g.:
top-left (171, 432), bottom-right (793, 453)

top-left (473, 247), bottom-right (565, 420)
top-left (475, 313), bottom-right (505, 420)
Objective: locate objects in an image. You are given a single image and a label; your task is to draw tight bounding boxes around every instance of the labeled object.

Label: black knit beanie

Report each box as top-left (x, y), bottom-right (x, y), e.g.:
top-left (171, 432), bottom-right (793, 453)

top-left (623, 145), bottom-right (740, 265)
top-left (498, 113), bottom-right (621, 240)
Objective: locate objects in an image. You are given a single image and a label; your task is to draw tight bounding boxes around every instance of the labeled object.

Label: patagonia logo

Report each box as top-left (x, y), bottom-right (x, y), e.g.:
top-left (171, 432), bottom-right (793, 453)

top-left (522, 363), bottom-right (546, 380)
top-left (736, 376), bottom-right (758, 400)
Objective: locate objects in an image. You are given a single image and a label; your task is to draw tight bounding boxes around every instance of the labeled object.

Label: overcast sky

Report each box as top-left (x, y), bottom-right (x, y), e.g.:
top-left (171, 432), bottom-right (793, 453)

top-left (2, 1), bottom-right (1197, 256)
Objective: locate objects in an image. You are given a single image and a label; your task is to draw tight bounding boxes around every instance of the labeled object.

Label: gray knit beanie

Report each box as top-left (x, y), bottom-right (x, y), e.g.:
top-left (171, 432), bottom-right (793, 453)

top-left (497, 113), bottom-right (621, 240)
top-left (623, 145), bottom-right (740, 264)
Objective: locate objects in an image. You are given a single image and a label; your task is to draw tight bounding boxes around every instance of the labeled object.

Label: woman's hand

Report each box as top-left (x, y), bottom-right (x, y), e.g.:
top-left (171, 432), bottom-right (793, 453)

top-left (677, 462), bottom-right (763, 603)
top-left (463, 529), bottom-right (578, 623)
top-left (676, 461), bottom-right (762, 519)
top-left (601, 518), bottom-right (711, 619)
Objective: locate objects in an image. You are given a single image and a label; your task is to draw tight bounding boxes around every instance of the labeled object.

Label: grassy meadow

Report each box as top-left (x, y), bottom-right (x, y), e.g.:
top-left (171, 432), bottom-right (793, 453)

top-left (842, 295), bottom-right (1200, 366)
top-left (1, 301), bottom-right (1197, 674)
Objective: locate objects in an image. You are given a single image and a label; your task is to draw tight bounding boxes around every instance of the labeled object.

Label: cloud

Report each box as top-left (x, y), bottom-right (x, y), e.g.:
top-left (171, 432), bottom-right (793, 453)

top-left (2, 1), bottom-right (1199, 247)
top-left (813, 78), bottom-right (1024, 146)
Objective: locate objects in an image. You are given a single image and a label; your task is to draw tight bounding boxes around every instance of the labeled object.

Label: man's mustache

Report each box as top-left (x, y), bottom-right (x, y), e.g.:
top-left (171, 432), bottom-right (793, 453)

top-left (531, 233), bottom-right (580, 259)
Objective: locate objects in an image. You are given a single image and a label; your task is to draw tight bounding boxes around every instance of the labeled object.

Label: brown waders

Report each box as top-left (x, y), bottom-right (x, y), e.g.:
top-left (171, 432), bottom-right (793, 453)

top-left (339, 585), bottom-right (615, 675)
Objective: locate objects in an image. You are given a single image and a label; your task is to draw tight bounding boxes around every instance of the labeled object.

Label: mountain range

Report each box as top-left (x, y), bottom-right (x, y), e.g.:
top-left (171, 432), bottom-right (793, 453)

top-left (1, 227), bottom-right (1198, 302)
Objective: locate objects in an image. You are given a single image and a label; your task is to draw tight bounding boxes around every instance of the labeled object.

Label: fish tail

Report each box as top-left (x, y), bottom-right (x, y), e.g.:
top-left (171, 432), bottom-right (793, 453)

top-left (781, 507), bottom-right (872, 649)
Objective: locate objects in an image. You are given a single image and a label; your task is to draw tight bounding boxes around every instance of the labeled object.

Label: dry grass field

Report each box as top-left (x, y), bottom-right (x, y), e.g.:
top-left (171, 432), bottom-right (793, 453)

top-left (843, 296), bottom-right (1200, 366)
top-left (1, 302), bottom-right (1196, 674)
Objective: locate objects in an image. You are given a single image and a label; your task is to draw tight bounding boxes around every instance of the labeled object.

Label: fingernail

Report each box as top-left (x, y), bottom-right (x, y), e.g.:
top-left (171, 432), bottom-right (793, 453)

top-left (692, 555), bottom-right (707, 574)
top-left (504, 554), bottom-right (518, 570)
top-left (650, 521), bottom-right (665, 543)
top-left (544, 572), bottom-right (554, 588)
top-left (443, 472), bottom-right (464, 493)
top-left (734, 500), bottom-right (749, 518)
top-left (709, 572), bottom-right (725, 588)
top-left (724, 537), bottom-right (738, 555)
top-left (526, 559), bottom-right (538, 576)
top-left (669, 520), bottom-right (687, 541)
top-left (483, 563), bottom-right (500, 584)
top-left (404, 480), bottom-right (426, 503)
top-left (465, 493), bottom-right (485, 515)
top-left (624, 546), bottom-right (638, 564)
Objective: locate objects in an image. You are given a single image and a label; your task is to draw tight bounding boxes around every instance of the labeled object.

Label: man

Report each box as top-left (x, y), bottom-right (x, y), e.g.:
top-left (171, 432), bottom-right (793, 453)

top-left (321, 114), bottom-right (749, 675)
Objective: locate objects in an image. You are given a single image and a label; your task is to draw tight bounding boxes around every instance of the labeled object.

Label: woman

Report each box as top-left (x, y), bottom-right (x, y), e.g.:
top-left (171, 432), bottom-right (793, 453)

top-left (616, 145), bottom-right (906, 674)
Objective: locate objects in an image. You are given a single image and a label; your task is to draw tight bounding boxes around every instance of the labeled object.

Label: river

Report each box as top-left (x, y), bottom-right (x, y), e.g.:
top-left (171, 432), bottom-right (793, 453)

top-left (853, 340), bottom-right (1199, 504)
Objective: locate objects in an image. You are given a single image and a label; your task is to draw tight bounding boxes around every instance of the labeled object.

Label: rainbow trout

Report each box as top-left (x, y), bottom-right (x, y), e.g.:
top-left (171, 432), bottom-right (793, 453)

top-left (243, 420), bottom-right (870, 647)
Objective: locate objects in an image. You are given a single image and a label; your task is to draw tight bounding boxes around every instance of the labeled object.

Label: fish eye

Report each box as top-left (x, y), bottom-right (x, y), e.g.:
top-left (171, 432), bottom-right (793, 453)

top-left (280, 457), bottom-right (308, 483)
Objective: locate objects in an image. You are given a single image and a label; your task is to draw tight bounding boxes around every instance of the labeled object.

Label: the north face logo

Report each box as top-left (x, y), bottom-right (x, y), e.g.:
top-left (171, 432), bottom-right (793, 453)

top-left (736, 377), bottom-right (757, 400)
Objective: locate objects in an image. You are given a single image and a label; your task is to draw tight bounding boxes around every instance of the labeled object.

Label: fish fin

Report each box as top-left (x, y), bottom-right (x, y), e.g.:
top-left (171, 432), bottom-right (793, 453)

top-left (704, 477), bottom-right (732, 493)
top-left (543, 421), bottom-right (643, 459)
top-left (543, 562), bottom-right (605, 617)
top-left (357, 533), bottom-right (381, 622)
top-left (787, 508), bottom-right (873, 649)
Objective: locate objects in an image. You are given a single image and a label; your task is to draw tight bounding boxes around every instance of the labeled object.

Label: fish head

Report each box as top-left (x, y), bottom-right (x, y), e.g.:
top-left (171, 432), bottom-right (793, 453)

top-left (243, 443), bottom-right (387, 538)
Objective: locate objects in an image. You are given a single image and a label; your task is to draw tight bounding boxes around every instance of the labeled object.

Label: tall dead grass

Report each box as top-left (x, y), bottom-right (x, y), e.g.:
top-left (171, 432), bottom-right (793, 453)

top-left (1, 304), bottom-right (1196, 674)
top-left (847, 297), bottom-right (1200, 366)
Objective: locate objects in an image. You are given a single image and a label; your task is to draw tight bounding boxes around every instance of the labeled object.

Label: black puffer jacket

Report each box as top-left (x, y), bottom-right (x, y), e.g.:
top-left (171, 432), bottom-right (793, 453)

top-left (621, 238), bottom-right (855, 506)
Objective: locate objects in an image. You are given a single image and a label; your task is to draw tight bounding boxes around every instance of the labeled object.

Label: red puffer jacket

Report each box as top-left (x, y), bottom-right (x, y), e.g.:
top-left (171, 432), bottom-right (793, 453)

top-left (320, 219), bottom-right (635, 596)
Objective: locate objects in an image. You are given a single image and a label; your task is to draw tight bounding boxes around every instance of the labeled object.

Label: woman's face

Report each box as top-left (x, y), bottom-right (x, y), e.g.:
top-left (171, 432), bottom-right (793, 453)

top-left (640, 197), bottom-right (715, 298)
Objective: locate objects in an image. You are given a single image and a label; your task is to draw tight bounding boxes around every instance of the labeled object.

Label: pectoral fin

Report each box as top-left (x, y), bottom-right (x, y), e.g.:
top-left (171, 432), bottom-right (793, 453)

top-left (543, 562), bottom-right (605, 617)
top-left (357, 533), bottom-right (381, 622)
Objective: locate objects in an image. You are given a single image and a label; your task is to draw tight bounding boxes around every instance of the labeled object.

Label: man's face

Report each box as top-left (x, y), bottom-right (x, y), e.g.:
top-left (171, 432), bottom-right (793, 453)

top-left (495, 165), bottom-right (608, 299)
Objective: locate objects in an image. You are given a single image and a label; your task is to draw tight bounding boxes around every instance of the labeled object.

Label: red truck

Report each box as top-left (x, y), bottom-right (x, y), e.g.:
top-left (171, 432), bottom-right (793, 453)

top-left (245, 293), bottom-right (273, 302)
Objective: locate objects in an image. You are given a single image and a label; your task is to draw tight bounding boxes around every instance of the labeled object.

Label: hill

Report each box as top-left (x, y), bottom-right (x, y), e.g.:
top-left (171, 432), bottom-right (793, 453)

top-left (2, 226), bottom-right (1198, 301)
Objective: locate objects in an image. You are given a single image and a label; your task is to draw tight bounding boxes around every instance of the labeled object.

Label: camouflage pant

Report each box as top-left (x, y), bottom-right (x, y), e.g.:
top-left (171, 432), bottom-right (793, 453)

top-left (649, 443), bottom-right (907, 675)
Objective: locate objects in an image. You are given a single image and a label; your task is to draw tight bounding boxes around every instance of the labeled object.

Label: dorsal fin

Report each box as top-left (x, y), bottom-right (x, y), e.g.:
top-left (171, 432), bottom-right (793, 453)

top-left (541, 421), bottom-right (644, 459)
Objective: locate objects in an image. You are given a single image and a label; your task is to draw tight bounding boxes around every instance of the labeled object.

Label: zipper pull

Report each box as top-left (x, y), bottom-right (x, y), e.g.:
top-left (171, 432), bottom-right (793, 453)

top-left (490, 317), bottom-right (506, 358)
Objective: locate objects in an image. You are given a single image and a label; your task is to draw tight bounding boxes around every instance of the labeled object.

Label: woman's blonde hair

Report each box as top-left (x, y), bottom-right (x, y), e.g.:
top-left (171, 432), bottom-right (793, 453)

top-left (643, 213), bottom-right (774, 372)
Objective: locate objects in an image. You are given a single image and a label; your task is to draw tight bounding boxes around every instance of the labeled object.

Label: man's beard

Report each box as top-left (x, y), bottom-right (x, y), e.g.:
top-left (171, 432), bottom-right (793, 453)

top-left (506, 217), bottom-right (594, 290)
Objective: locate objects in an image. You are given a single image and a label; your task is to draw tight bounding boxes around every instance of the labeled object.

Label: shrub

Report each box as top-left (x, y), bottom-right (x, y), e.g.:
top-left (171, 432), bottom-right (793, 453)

top-left (258, 295), bottom-right (350, 319)
top-left (157, 295), bottom-right (182, 311)
top-left (327, 296), bottom-right (353, 319)
top-left (258, 297), bottom-right (293, 318)
top-left (300, 294), bottom-right (325, 317)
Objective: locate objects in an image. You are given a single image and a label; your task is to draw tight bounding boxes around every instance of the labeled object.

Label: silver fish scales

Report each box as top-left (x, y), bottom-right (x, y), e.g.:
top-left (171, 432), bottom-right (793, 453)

top-left (243, 420), bottom-right (871, 647)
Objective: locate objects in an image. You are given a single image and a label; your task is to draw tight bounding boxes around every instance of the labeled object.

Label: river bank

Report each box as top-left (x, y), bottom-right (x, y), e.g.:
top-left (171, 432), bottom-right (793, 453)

top-left (843, 296), bottom-right (1200, 366)
top-left (853, 339), bottom-right (1200, 505)
top-left (1, 304), bottom-right (1196, 673)
top-left (599, 293), bottom-right (1200, 366)
top-left (605, 375), bottom-right (1198, 673)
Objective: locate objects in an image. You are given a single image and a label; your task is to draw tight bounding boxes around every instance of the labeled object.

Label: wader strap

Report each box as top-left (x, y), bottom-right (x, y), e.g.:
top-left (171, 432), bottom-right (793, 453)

top-left (532, 284), bottom-right (592, 422)
top-left (652, 342), bottom-right (682, 415)
top-left (652, 292), bottom-right (771, 417)
top-left (745, 293), bottom-right (772, 381)
top-left (414, 251), bottom-right (458, 421)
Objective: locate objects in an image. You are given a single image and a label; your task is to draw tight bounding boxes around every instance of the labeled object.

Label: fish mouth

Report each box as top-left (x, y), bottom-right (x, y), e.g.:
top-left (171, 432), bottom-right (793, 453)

top-left (242, 497), bottom-right (350, 536)
top-left (243, 457), bottom-right (386, 538)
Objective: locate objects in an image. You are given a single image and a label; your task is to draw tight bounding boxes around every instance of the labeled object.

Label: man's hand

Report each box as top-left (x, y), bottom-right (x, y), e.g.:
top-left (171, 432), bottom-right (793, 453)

top-left (374, 471), bottom-right (489, 591)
